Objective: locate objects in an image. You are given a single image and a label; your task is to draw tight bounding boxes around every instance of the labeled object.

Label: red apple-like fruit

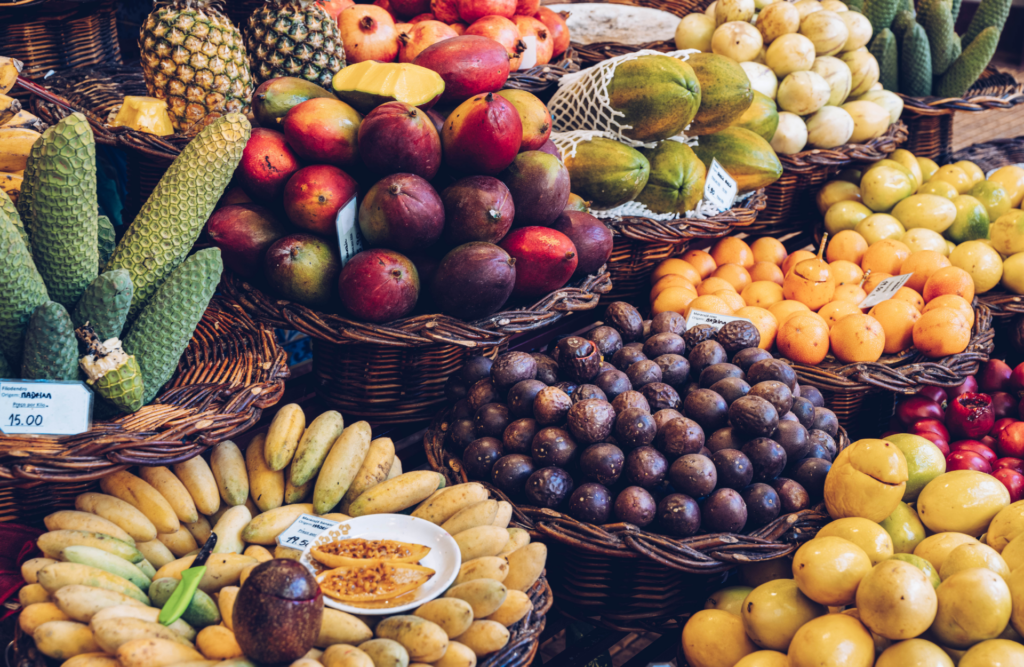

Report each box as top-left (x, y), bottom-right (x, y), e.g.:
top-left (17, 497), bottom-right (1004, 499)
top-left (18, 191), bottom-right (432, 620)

top-left (236, 128), bottom-right (302, 202)
top-left (991, 391), bottom-right (1017, 419)
top-left (499, 226), bottom-right (577, 298)
top-left (979, 359), bottom-right (1013, 393)
top-left (358, 173), bottom-right (445, 252)
top-left (896, 396), bottom-right (943, 426)
top-left (915, 385), bottom-right (948, 408)
top-left (945, 450), bottom-right (992, 473)
top-left (265, 234), bottom-right (341, 307)
top-left (1000, 421), bottom-right (1024, 458)
top-left (950, 440), bottom-right (997, 465)
top-left (947, 375), bottom-right (979, 402)
top-left (501, 151), bottom-right (570, 226)
top-left (337, 249), bottom-right (420, 322)
top-left (910, 419), bottom-right (949, 442)
top-left (441, 176), bottom-right (514, 245)
top-left (442, 92), bottom-right (522, 175)
top-left (915, 430), bottom-right (949, 456)
top-left (358, 102), bottom-right (442, 180)
top-left (432, 242), bottom-right (517, 319)
top-left (283, 165), bottom-right (359, 237)
top-left (496, 89), bottom-right (552, 152)
top-left (550, 210), bottom-right (613, 277)
top-left (946, 392), bottom-right (994, 440)
top-left (993, 418), bottom-right (1017, 439)
top-left (996, 457), bottom-right (1024, 473)
top-left (536, 7), bottom-right (570, 57)
top-left (994, 468), bottom-right (1024, 502)
top-left (283, 98), bottom-right (362, 168)
top-left (206, 204), bottom-right (290, 279)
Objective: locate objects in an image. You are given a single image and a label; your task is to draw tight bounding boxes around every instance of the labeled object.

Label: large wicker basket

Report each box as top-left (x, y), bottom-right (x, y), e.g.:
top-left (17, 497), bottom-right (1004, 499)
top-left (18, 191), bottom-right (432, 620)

top-left (424, 412), bottom-right (838, 632)
top-left (0, 297), bottom-right (289, 526)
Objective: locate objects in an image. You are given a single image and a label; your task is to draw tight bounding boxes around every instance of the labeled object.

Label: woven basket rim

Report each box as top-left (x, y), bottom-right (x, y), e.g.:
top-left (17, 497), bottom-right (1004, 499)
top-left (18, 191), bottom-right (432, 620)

top-left (608, 189), bottom-right (768, 242)
top-left (424, 408), bottom-right (835, 573)
top-left (0, 297), bottom-right (289, 485)
top-left (898, 66), bottom-right (1024, 116)
top-left (779, 121), bottom-right (908, 172)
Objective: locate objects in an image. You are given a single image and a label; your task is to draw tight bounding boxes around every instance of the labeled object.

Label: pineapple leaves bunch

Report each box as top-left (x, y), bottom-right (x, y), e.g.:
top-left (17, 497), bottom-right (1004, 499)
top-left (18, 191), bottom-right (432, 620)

top-left (246, 0), bottom-right (346, 89)
top-left (139, 0), bottom-right (254, 135)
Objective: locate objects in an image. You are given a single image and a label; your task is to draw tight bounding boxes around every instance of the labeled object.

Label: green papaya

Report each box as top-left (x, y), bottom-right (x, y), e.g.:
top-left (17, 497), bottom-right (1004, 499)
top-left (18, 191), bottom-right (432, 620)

top-left (685, 54), bottom-right (753, 136)
top-left (562, 137), bottom-right (651, 209)
top-left (963, 0), bottom-right (1010, 47)
top-left (937, 27), bottom-right (1000, 97)
top-left (691, 127), bottom-right (783, 193)
top-left (97, 215), bottom-right (116, 271)
top-left (863, 0), bottom-right (900, 33)
top-left (636, 141), bottom-right (707, 215)
top-left (605, 55), bottom-right (701, 143)
top-left (870, 29), bottom-right (900, 93)
top-left (21, 301), bottom-right (78, 381)
top-left (901, 22), bottom-right (934, 97)
top-left (72, 269), bottom-right (134, 342)
top-left (919, 0), bottom-right (957, 75)
top-left (732, 91), bottom-right (779, 142)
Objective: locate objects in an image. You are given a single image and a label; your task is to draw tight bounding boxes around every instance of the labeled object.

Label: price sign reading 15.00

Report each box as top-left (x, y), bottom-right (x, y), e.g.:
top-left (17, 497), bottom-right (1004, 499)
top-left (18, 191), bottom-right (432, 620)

top-left (0, 380), bottom-right (92, 436)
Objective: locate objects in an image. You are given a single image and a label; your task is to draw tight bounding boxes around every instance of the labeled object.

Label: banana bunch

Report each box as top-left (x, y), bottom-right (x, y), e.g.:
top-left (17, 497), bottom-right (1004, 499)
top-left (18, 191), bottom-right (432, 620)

top-left (0, 57), bottom-right (47, 204)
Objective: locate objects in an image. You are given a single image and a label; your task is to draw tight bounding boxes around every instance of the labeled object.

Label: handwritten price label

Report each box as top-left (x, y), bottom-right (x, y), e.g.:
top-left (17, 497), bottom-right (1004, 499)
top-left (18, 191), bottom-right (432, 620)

top-left (277, 514), bottom-right (345, 549)
top-left (0, 380), bottom-right (92, 436)
top-left (859, 273), bottom-right (914, 309)
top-left (703, 158), bottom-right (737, 214)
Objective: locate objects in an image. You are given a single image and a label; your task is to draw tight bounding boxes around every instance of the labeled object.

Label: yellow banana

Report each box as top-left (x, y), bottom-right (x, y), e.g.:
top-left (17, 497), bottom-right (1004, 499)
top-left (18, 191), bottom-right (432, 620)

top-left (0, 57), bottom-right (23, 95)
top-left (2, 109), bottom-right (45, 132)
top-left (0, 172), bottom-right (22, 203)
top-left (0, 94), bottom-right (21, 126)
top-left (0, 127), bottom-right (41, 172)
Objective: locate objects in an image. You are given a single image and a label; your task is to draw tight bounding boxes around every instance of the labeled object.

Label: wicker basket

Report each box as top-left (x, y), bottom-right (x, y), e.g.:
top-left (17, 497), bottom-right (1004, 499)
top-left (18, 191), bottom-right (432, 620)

top-left (0, 297), bottom-right (289, 526)
top-left (898, 67), bottom-right (1024, 162)
top-left (424, 411), bottom-right (839, 631)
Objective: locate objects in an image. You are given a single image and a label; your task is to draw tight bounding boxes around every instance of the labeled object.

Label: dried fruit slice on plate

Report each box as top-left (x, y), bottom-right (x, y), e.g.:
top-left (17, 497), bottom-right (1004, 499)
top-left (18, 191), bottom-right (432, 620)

top-left (317, 560), bottom-right (435, 602)
top-left (311, 538), bottom-right (431, 568)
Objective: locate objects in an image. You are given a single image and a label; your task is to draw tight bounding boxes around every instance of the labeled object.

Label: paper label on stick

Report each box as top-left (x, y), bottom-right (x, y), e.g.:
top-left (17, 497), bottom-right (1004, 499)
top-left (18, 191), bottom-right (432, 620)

top-left (703, 158), bottom-right (737, 214)
top-left (0, 379), bottom-right (92, 436)
top-left (858, 273), bottom-right (913, 309)
top-left (336, 196), bottom-right (363, 266)
top-left (277, 514), bottom-right (345, 549)
top-left (685, 309), bottom-right (752, 332)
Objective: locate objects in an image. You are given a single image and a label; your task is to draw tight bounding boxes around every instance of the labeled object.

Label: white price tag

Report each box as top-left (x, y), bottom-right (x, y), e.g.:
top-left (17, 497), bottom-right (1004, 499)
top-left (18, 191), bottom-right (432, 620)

top-left (277, 513), bottom-right (344, 549)
top-left (335, 196), bottom-right (364, 266)
top-left (519, 36), bottom-right (538, 70)
top-left (685, 309), bottom-right (752, 332)
top-left (858, 273), bottom-right (914, 309)
top-left (703, 158), bottom-right (737, 214)
top-left (0, 380), bottom-right (92, 436)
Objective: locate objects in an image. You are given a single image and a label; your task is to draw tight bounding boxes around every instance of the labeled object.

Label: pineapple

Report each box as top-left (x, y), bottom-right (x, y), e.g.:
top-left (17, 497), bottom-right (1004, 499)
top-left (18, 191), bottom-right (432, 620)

top-left (139, 0), bottom-right (254, 135)
top-left (246, 0), bottom-right (346, 89)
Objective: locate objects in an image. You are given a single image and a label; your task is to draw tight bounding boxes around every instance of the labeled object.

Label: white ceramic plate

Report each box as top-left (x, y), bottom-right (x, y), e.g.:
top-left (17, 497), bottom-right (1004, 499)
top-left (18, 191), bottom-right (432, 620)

top-left (545, 3), bottom-right (680, 45)
top-left (300, 514), bottom-right (461, 616)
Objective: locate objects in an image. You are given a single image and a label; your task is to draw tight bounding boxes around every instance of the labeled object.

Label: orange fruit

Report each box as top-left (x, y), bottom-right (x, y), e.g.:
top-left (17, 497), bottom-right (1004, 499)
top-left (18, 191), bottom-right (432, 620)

top-left (651, 258), bottom-right (702, 287)
top-left (697, 277), bottom-right (737, 296)
top-left (830, 260), bottom-right (864, 286)
top-left (827, 230), bottom-right (869, 264)
top-left (685, 295), bottom-right (734, 318)
top-left (735, 306), bottom-right (779, 350)
top-left (712, 263), bottom-right (753, 292)
top-left (715, 289), bottom-right (747, 312)
top-left (741, 281), bottom-right (785, 308)
top-left (652, 287), bottom-right (698, 315)
top-left (711, 237), bottom-right (755, 269)
top-left (912, 307), bottom-right (971, 357)
top-left (921, 294), bottom-right (974, 328)
top-left (899, 251), bottom-right (951, 293)
top-left (783, 250), bottom-right (816, 277)
top-left (833, 284), bottom-right (868, 305)
top-left (651, 274), bottom-right (697, 302)
top-left (830, 313), bottom-right (885, 363)
top-left (750, 261), bottom-right (785, 285)
top-left (923, 266), bottom-right (975, 304)
top-left (751, 237), bottom-right (788, 266)
top-left (769, 300), bottom-right (811, 324)
top-left (861, 239), bottom-right (912, 276)
top-left (681, 249), bottom-right (717, 279)
top-left (891, 286), bottom-right (924, 311)
top-left (819, 300), bottom-right (862, 329)
top-left (869, 299), bottom-right (920, 354)
top-left (862, 272), bottom-right (893, 293)
top-left (778, 313), bottom-right (830, 365)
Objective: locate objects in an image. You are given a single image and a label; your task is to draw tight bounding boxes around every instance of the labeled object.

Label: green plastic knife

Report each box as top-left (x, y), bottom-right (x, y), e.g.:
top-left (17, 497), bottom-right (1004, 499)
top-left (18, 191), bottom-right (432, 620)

top-left (159, 533), bottom-right (217, 626)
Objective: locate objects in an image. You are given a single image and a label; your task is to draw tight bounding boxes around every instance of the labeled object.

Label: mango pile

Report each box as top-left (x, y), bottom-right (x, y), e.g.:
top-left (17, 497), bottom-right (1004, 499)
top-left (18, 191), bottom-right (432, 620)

top-left (18, 407), bottom-right (546, 666)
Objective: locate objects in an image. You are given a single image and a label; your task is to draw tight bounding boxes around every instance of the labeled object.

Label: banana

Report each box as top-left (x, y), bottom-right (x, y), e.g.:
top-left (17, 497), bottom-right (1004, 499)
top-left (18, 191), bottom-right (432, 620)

top-left (139, 466), bottom-right (199, 524)
top-left (0, 94), bottom-right (21, 125)
top-left (0, 57), bottom-right (23, 95)
top-left (2, 109), bottom-right (47, 132)
top-left (0, 127), bottom-right (40, 172)
top-left (0, 172), bottom-right (22, 202)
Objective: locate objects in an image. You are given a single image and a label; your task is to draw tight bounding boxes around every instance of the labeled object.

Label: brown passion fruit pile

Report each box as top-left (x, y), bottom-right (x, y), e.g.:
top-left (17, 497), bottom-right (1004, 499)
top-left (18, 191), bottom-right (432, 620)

top-left (442, 302), bottom-right (841, 537)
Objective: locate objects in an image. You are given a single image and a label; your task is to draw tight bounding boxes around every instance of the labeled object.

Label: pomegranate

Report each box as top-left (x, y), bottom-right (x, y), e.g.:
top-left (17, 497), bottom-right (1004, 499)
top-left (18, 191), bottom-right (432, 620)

top-left (516, 0), bottom-right (539, 16)
top-left (338, 5), bottom-right (400, 63)
top-left (457, 0), bottom-right (515, 23)
top-left (496, 89), bottom-right (551, 150)
top-left (410, 12), bottom-right (436, 21)
top-left (513, 15), bottom-right (553, 65)
top-left (389, 0), bottom-right (430, 19)
top-left (978, 359), bottom-right (1013, 393)
top-left (318, 0), bottom-right (355, 21)
top-left (1001, 421), bottom-right (1024, 458)
top-left (466, 16), bottom-right (524, 68)
top-left (414, 35), bottom-right (511, 102)
top-left (946, 450), bottom-right (992, 473)
top-left (236, 127), bottom-right (301, 202)
top-left (442, 92), bottom-right (522, 175)
top-left (399, 20), bottom-right (458, 62)
top-left (374, 0), bottom-right (397, 19)
top-left (358, 101), bottom-right (442, 179)
top-left (536, 7), bottom-right (570, 57)
top-left (283, 165), bottom-right (359, 236)
top-left (338, 249), bottom-right (420, 322)
top-left (996, 457), bottom-right (1024, 473)
top-left (500, 226), bottom-right (577, 298)
top-left (950, 440), bottom-right (998, 465)
top-left (431, 0), bottom-right (460, 22)
top-left (450, 22), bottom-right (467, 34)
top-left (358, 173), bottom-right (445, 252)
top-left (946, 392), bottom-right (995, 440)
top-left (910, 418), bottom-right (949, 442)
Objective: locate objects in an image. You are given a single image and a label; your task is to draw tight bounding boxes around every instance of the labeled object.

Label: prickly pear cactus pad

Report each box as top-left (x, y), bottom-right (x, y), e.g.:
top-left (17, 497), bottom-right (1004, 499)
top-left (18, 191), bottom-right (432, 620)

top-left (21, 301), bottom-right (78, 381)
top-left (0, 205), bottom-right (48, 369)
top-left (106, 113), bottom-right (249, 321)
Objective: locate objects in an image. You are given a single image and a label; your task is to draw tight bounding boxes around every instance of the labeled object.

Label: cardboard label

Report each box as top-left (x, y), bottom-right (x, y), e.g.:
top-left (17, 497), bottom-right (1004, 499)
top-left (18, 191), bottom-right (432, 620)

top-left (859, 273), bottom-right (914, 309)
top-left (277, 514), bottom-right (344, 549)
top-left (519, 36), bottom-right (538, 70)
top-left (703, 158), bottom-right (737, 214)
top-left (684, 309), bottom-right (752, 332)
top-left (336, 197), bottom-right (363, 266)
top-left (0, 380), bottom-right (92, 436)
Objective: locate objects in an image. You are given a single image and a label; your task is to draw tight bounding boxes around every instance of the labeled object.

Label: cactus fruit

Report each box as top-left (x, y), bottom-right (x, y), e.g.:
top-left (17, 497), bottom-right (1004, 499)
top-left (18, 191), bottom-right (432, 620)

top-left (76, 324), bottom-right (145, 414)
top-left (21, 301), bottom-right (78, 381)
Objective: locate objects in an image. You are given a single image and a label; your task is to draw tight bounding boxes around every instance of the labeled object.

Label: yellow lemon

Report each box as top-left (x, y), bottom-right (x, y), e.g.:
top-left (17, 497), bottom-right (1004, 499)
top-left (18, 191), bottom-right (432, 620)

top-left (823, 438), bottom-right (908, 522)
top-left (931, 568), bottom-right (1012, 649)
top-left (902, 227), bottom-right (950, 254)
top-left (888, 553), bottom-right (941, 587)
top-left (787, 614), bottom-right (874, 667)
top-left (918, 470), bottom-right (1011, 536)
top-left (734, 650), bottom-right (790, 667)
top-left (817, 516), bottom-right (894, 564)
top-left (917, 178), bottom-right (960, 199)
top-left (891, 194), bottom-right (958, 234)
top-left (914, 532), bottom-right (980, 572)
top-left (940, 542), bottom-right (1010, 581)
top-left (792, 536), bottom-right (872, 605)
top-left (985, 501), bottom-right (1024, 553)
top-left (949, 239), bottom-right (1003, 293)
top-left (681, 609), bottom-right (757, 667)
top-left (970, 180), bottom-right (1012, 220)
top-left (989, 165), bottom-right (1024, 207)
top-left (990, 209), bottom-right (1024, 257)
top-left (880, 501), bottom-right (928, 553)
top-left (817, 179), bottom-right (863, 214)
top-left (855, 213), bottom-right (906, 244)
top-left (741, 578), bottom-right (827, 652)
top-left (876, 639), bottom-right (954, 667)
top-left (705, 585), bottom-right (752, 615)
top-left (918, 156), bottom-right (940, 182)
top-left (855, 559), bottom-right (938, 640)
top-left (955, 160), bottom-right (986, 186)
top-left (1002, 252), bottom-right (1024, 294)
top-left (824, 200), bottom-right (873, 235)
top-left (931, 164), bottom-right (973, 194)
top-left (960, 639), bottom-right (1024, 667)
